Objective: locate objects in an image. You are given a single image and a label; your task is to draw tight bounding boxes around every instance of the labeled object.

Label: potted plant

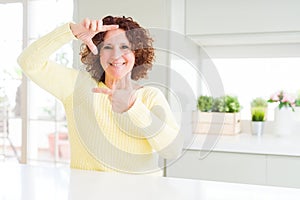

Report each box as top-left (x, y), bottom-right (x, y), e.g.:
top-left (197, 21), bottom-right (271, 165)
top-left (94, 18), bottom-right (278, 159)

top-left (197, 95), bottom-right (213, 112)
top-left (212, 95), bottom-right (241, 113)
top-left (268, 90), bottom-right (295, 111)
top-left (194, 95), bottom-right (241, 135)
top-left (251, 97), bottom-right (267, 136)
top-left (268, 90), bottom-right (296, 135)
top-left (41, 102), bottom-right (69, 159)
top-left (294, 90), bottom-right (300, 108)
top-left (296, 98), bottom-right (300, 107)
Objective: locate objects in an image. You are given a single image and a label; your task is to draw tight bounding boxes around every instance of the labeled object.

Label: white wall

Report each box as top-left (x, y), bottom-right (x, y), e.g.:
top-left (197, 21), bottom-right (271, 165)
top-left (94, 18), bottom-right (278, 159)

top-left (186, 0), bottom-right (300, 35)
top-left (75, 0), bottom-right (170, 28)
top-left (184, 0), bottom-right (300, 57)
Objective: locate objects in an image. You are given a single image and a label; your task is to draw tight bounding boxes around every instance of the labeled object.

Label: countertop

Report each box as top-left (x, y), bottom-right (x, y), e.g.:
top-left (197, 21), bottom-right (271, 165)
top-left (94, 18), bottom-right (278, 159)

top-left (1, 163), bottom-right (300, 200)
top-left (185, 132), bottom-right (300, 156)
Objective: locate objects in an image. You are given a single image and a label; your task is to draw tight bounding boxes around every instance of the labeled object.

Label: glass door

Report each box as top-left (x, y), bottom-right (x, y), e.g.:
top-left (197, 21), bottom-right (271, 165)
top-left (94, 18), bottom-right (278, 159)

top-left (0, 2), bottom-right (23, 161)
top-left (0, 0), bottom-right (73, 165)
top-left (26, 0), bottom-right (73, 165)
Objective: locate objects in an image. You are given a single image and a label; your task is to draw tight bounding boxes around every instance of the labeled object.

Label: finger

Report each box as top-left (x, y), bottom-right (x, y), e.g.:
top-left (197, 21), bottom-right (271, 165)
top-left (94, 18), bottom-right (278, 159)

top-left (119, 77), bottom-right (126, 89)
top-left (114, 79), bottom-right (124, 90)
top-left (125, 72), bottom-right (132, 89)
top-left (83, 18), bottom-right (91, 29)
top-left (100, 25), bottom-right (119, 32)
top-left (92, 87), bottom-right (112, 95)
top-left (111, 83), bottom-right (117, 92)
top-left (90, 20), bottom-right (97, 31)
top-left (86, 39), bottom-right (98, 55)
top-left (96, 20), bottom-right (103, 31)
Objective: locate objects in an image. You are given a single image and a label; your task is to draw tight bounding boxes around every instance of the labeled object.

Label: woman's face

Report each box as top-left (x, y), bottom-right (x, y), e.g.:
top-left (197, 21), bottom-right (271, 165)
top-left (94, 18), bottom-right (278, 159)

top-left (100, 29), bottom-right (135, 81)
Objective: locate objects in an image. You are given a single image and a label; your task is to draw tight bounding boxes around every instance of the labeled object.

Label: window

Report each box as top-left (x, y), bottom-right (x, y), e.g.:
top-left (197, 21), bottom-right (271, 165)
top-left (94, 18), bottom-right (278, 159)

top-left (26, 0), bottom-right (73, 165)
top-left (0, 0), bottom-right (73, 165)
top-left (213, 57), bottom-right (300, 120)
top-left (0, 2), bottom-right (23, 160)
top-left (170, 45), bottom-right (300, 122)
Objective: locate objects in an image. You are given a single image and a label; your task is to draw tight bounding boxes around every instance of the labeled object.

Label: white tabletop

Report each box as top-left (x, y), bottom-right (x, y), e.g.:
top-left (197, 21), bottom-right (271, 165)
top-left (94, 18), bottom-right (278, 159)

top-left (1, 164), bottom-right (300, 200)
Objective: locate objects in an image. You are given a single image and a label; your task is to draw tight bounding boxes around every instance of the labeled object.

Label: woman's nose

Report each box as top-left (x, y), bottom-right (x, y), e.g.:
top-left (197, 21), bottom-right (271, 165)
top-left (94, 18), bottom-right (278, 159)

top-left (111, 47), bottom-right (123, 59)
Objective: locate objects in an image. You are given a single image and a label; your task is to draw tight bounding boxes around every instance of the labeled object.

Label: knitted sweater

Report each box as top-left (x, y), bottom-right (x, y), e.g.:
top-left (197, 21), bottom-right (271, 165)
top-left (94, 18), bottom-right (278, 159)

top-left (18, 23), bottom-right (182, 174)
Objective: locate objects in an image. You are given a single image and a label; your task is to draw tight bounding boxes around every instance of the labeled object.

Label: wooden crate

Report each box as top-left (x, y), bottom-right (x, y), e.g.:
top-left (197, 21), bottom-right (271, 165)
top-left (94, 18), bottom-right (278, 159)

top-left (192, 111), bottom-right (241, 135)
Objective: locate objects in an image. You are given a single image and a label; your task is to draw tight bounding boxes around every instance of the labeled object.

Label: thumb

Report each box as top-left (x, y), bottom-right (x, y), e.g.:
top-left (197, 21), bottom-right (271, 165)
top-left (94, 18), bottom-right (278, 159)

top-left (92, 87), bottom-right (112, 95)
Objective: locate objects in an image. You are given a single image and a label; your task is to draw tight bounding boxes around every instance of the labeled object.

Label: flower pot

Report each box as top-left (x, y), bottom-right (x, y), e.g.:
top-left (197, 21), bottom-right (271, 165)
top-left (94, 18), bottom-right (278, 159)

top-left (48, 132), bottom-right (69, 158)
top-left (251, 121), bottom-right (264, 136)
top-left (294, 107), bottom-right (300, 122)
top-left (192, 111), bottom-right (241, 135)
top-left (274, 107), bottom-right (294, 136)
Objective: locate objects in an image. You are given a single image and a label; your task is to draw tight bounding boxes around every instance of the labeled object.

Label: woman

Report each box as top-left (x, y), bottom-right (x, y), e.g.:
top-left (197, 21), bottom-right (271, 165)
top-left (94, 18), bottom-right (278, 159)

top-left (18, 16), bottom-right (183, 174)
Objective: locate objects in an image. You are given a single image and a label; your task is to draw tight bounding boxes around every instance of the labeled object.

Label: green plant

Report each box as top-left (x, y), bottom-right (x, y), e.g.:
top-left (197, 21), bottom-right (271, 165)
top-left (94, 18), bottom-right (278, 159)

top-left (197, 95), bottom-right (213, 112)
top-left (251, 97), bottom-right (268, 108)
top-left (223, 95), bottom-right (241, 113)
top-left (296, 99), bottom-right (300, 107)
top-left (296, 91), bottom-right (300, 107)
top-left (211, 95), bottom-right (241, 113)
top-left (251, 97), bottom-right (267, 121)
top-left (211, 97), bottom-right (225, 112)
top-left (251, 107), bottom-right (266, 121)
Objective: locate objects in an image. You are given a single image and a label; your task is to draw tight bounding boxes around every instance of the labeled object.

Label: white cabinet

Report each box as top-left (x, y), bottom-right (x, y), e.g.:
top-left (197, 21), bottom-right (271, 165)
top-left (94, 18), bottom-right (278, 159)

top-left (267, 155), bottom-right (300, 188)
top-left (167, 150), bottom-right (266, 185)
top-left (167, 150), bottom-right (300, 188)
top-left (185, 0), bottom-right (300, 35)
top-left (184, 0), bottom-right (300, 47)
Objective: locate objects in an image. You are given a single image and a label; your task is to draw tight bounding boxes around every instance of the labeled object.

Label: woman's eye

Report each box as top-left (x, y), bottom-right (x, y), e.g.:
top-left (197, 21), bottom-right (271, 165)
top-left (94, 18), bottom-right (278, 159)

top-left (103, 46), bottom-right (112, 50)
top-left (121, 45), bottom-right (130, 49)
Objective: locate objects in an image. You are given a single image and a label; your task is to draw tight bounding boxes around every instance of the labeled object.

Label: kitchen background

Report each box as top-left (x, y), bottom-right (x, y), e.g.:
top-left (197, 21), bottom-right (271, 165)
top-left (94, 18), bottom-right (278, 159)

top-left (1, 0), bottom-right (300, 188)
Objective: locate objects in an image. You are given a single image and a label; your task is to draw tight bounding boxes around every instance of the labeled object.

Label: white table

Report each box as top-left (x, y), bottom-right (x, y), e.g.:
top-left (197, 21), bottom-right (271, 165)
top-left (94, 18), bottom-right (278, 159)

top-left (1, 164), bottom-right (300, 200)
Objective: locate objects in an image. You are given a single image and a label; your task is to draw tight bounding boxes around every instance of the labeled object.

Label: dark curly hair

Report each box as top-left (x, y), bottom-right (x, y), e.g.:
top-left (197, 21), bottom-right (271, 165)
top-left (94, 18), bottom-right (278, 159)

top-left (80, 16), bottom-right (155, 82)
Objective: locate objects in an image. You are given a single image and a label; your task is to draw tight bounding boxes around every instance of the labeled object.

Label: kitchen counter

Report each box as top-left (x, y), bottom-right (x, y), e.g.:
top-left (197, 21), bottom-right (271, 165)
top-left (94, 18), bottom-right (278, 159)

top-left (168, 132), bottom-right (300, 188)
top-left (1, 163), bottom-right (300, 200)
top-left (186, 132), bottom-right (300, 157)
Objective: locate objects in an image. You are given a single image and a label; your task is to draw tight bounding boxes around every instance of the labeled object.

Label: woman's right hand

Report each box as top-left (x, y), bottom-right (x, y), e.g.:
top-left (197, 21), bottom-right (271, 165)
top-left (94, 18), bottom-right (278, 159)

top-left (70, 18), bottom-right (119, 55)
top-left (92, 72), bottom-right (140, 113)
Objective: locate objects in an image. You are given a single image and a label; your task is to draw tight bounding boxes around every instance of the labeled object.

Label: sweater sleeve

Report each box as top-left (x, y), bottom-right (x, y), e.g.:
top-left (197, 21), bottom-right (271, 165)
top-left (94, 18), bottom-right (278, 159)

top-left (113, 87), bottom-right (183, 160)
top-left (17, 23), bottom-right (79, 102)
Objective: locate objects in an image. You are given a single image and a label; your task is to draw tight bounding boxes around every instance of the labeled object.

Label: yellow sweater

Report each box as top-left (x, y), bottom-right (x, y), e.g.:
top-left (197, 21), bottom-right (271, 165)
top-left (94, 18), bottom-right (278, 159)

top-left (18, 23), bottom-right (182, 174)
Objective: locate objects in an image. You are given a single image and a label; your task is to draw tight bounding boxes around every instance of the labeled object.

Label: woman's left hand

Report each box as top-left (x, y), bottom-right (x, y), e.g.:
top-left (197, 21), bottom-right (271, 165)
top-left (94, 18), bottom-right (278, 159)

top-left (92, 73), bottom-right (140, 113)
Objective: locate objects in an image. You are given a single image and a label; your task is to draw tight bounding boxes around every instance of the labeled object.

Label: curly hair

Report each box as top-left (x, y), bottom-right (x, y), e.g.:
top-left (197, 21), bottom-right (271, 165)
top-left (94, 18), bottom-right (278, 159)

top-left (80, 16), bottom-right (155, 82)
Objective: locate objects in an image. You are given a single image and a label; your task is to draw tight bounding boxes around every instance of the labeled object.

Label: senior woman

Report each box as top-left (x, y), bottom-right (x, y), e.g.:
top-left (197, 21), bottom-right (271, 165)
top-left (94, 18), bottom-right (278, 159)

top-left (18, 16), bottom-right (183, 175)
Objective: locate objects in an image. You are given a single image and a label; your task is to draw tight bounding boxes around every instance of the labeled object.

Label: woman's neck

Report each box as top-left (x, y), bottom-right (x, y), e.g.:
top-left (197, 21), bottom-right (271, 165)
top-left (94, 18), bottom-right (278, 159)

top-left (104, 76), bottom-right (118, 89)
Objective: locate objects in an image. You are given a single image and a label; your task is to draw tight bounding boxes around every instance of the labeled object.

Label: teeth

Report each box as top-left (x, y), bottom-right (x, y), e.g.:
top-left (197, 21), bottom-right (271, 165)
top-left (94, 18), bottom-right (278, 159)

top-left (111, 63), bottom-right (125, 67)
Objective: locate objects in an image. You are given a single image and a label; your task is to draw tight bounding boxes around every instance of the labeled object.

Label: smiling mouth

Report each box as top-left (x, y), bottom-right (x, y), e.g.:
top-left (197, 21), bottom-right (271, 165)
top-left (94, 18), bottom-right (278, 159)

top-left (109, 62), bottom-right (126, 67)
